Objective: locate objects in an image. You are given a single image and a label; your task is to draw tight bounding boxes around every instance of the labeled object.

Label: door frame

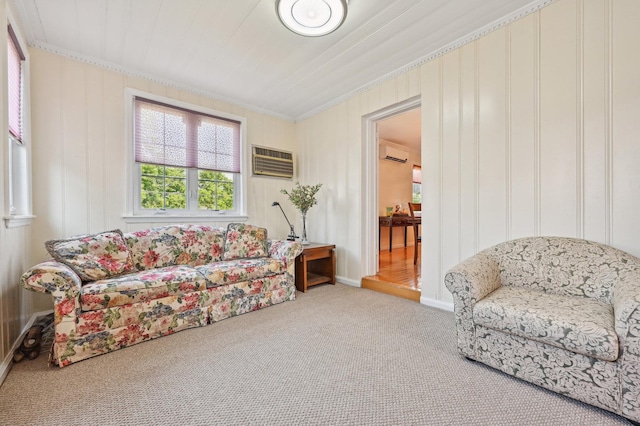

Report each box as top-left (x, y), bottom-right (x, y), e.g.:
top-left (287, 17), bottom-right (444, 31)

top-left (361, 95), bottom-right (421, 278)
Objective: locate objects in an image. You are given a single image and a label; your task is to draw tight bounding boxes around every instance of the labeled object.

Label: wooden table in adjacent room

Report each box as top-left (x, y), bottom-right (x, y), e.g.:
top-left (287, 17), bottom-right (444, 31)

top-left (379, 215), bottom-right (421, 252)
top-left (295, 243), bottom-right (336, 292)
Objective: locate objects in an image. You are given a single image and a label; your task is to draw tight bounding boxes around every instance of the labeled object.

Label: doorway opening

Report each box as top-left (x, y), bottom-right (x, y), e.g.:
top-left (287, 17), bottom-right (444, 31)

top-left (361, 96), bottom-right (421, 302)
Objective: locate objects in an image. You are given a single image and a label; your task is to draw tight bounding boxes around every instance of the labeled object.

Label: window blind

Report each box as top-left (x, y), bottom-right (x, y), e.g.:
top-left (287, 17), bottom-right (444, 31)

top-left (134, 97), bottom-right (241, 173)
top-left (8, 25), bottom-right (25, 143)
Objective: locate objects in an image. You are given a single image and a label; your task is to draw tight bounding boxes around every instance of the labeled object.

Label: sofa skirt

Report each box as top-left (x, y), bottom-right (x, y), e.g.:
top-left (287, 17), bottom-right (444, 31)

top-left (51, 277), bottom-right (296, 367)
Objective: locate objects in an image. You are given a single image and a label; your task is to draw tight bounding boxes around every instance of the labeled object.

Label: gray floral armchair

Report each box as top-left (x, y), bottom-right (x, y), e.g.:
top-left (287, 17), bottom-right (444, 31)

top-left (444, 237), bottom-right (640, 423)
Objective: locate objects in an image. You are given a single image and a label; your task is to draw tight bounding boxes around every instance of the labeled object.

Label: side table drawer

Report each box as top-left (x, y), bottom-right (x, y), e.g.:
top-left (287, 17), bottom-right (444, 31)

top-left (305, 247), bottom-right (333, 261)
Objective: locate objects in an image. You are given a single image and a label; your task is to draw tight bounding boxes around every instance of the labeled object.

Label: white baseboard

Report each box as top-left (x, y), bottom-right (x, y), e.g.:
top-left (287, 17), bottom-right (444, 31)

top-left (0, 309), bottom-right (53, 387)
top-left (420, 296), bottom-right (454, 312)
top-left (336, 276), bottom-right (360, 287)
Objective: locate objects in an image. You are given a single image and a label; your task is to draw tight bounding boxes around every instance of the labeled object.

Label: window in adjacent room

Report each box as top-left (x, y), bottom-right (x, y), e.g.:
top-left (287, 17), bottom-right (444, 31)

top-left (5, 23), bottom-right (33, 227)
top-left (412, 165), bottom-right (421, 203)
top-left (128, 92), bottom-right (246, 219)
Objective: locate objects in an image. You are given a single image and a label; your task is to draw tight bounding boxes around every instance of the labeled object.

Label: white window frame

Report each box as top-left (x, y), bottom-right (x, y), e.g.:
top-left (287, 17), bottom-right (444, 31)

top-left (4, 9), bottom-right (34, 229)
top-left (123, 88), bottom-right (248, 223)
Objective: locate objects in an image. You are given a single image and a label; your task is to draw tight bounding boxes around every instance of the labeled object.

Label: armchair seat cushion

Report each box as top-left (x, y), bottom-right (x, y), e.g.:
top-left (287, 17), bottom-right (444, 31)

top-left (81, 265), bottom-right (207, 311)
top-left (195, 258), bottom-right (286, 288)
top-left (474, 286), bottom-right (618, 362)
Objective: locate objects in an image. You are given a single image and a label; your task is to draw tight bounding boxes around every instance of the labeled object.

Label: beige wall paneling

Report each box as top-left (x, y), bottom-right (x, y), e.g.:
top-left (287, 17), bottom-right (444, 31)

top-left (62, 58), bottom-right (89, 237)
top-left (326, 101), bottom-right (349, 252)
top-left (611, 0), bottom-right (640, 254)
top-left (459, 43), bottom-right (479, 262)
top-left (477, 28), bottom-right (508, 249)
top-left (582, 0), bottom-right (607, 243)
top-left (509, 14), bottom-right (537, 240)
top-left (345, 95), bottom-right (363, 280)
top-left (103, 69), bottom-right (126, 232)
top-left (31, 50), bottom-right (64, 260)
top-left (440, 50), bottom-right (461, 298)
top-left (85, 64), bottom-right (106, 234)
top-left (421, 58), bottom-right (441, 302)
top-left (539, 0), bottom-right (578, 236)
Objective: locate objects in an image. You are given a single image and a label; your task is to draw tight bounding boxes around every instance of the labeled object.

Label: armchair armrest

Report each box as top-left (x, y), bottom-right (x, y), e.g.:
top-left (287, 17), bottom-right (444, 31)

top-left (444, 252), bottom-right (501, 357)
top-left (613, 268), bottom-right (640, 355)
top-left (268, 240), bottom-right (303, 275)
top-left (20, 260), bottom-right (82, 343)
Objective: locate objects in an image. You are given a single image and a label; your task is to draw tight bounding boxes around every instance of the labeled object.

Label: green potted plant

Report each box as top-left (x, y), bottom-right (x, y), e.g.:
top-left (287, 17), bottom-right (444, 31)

top-left (280, 182), bottom-right (322, 245)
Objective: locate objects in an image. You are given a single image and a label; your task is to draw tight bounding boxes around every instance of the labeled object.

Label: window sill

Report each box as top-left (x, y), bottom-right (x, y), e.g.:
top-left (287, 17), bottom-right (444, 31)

top-left (4, 214), bottom-right (35, 228)
top-left (122, 214), bottom-right (249, 224)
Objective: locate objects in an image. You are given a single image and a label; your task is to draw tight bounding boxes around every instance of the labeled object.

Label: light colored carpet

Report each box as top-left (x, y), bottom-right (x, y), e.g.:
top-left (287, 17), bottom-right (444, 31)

top-left (0, 284), bottom-right (629, 426)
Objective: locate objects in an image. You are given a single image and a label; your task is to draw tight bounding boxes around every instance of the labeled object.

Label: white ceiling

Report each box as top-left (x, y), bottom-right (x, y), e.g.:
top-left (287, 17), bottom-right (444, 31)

top-left (11, 0), bottom-right (551, 121)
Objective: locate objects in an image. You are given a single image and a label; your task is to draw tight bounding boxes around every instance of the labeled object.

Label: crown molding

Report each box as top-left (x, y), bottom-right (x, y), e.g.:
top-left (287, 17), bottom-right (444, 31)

top-left (294, 0), bottom-right (556, 121)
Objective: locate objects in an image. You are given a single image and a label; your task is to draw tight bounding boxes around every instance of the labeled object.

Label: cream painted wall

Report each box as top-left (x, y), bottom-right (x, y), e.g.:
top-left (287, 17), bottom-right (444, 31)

top-left (378, 139), bottom-right (420, 249)
top-left (28, 49), bottom-right (298, 311)
top-left (297, 0), bottom-right (640, 304)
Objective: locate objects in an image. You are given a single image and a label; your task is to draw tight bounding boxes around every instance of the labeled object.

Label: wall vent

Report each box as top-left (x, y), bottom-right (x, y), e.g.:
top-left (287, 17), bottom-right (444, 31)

top-left (252, 145), bottom-right (294, 178)
top-left (379, 145), bottom-right (408, 163)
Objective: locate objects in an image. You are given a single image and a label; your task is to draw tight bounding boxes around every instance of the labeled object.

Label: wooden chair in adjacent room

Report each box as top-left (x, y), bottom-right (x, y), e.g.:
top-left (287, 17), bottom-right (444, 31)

top-left (408, 202), bottom-right (421, 265)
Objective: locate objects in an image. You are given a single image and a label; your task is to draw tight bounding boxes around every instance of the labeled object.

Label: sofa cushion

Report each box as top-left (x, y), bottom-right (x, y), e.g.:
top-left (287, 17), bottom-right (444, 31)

top-left (223, 223), bottom-right (268, 260)
top-left (45, 230), bottom-right (135, 281)
top-left (80, 265), bottom-right (207, 311)
top-left (195, 258), bottom-right (286, 288)
top-left (124, 224), bottom-right (226, 270)
top-left (473, 286), bottom-right (619, 362)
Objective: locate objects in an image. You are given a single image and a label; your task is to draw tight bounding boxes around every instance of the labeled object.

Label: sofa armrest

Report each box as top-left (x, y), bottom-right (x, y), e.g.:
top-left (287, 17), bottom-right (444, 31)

top-left (21, 260), bottom-right (82, 343)
top-left (613, 268), bottom-right (640, 354)
top-left (444, 252), bottom-right (501, 358)
top-left (268, 240), bottom-right (303, 275)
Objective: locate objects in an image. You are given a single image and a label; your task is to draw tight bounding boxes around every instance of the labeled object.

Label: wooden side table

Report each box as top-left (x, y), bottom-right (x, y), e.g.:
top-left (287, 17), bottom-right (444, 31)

top-left (295, 243), bottom-right (336, 292)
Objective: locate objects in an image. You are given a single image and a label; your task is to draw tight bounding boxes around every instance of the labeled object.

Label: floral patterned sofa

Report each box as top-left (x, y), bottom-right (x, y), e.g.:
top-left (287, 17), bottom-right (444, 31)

top-left (444, 237), bottom-right (640, 423)
top-left (21, 223), bottom-right (302, 368)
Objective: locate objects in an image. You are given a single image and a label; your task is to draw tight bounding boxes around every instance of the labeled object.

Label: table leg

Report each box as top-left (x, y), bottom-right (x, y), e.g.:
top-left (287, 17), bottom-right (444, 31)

top-left (404, 225), bottom-right (407, 247)
top-left (389, 225), bottom-right (393, 252)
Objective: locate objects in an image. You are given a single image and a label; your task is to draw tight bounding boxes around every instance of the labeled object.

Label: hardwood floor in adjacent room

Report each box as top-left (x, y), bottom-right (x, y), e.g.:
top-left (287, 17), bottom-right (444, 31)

top-left (362, 246), bottom-right (421, 302)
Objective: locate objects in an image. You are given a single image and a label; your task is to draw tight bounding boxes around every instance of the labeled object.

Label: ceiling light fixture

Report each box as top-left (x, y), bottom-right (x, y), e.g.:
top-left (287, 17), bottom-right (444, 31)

top-left (276, 0), bottom-right (348, 37)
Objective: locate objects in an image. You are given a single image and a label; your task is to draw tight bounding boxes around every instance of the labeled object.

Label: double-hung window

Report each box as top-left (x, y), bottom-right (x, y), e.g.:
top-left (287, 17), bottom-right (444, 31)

top-left (129, 92), bottom-right (246, 220)
top-left (5, 23), bottom-right (33, 227)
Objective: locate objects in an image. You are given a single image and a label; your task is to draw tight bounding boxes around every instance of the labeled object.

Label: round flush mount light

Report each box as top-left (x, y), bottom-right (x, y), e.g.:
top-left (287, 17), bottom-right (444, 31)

top-left (276, 0), bottom-right (348, 37)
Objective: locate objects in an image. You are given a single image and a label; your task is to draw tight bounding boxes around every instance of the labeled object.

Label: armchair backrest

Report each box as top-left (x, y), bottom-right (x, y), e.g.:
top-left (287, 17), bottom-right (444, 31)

top-left (484, 236), bottom-right (640, 304)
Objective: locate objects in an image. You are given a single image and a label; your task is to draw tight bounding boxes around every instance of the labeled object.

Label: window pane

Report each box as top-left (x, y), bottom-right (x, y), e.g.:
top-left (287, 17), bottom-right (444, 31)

top-left (198, 171), bottom-right (234, 210)
top-left (140, 163), bottom-right (186, 209)
top-left (412, 183), bottom-right (421, 203)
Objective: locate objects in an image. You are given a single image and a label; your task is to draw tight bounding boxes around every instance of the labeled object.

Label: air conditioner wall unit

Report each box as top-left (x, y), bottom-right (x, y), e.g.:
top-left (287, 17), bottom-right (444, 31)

top-left (379, 145), bottom-right (408, 163)
top-left (252, 145), bottom-right (294, 178)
